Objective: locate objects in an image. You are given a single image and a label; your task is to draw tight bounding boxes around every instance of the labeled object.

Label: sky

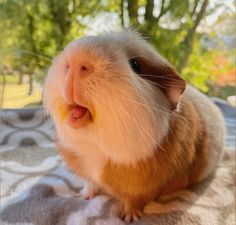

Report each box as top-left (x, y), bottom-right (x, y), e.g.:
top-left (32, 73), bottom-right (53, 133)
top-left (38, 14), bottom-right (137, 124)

top-left (207, 0), bottom-right (235, 25)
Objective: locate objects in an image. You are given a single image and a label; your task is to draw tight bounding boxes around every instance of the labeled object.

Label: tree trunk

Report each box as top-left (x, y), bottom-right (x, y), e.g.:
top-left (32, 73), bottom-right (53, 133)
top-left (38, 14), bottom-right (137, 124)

top-left (127, 0), bottom-right (139, 26)
top-left (145, 0), bottom-right (154, 21)
top-left (156, 0), bottom-right (166, 24)
top-left (120, 0), bottom-right (125, 27)
top-left (18, 73), bottom-right (23, 85)
top-left (48, 0), bottom-right (71, 49)
top-left (144, 0), bottom-right (169, 28)
top-left (178, 0), bottom-right (208, 72)
top-left (0, 73), bottom-right (6, 108)
top-left (191, 0), bottom-right (200, 18)
top-left (28, 74), bottom-right (33, 96)
top-left (26, 11), bottom-right (39, 95)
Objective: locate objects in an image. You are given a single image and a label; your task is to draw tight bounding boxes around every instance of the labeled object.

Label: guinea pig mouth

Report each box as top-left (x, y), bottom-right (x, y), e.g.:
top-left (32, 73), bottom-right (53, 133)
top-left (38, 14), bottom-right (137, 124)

top-left (66, 104), bottom-right (92, 128)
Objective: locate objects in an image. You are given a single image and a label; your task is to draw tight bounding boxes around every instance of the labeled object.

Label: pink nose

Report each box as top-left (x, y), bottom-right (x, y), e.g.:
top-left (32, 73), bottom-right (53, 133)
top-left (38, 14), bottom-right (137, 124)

top-left (63, 63), bottom-right (93, 105)
top-left (81, 65), bottom-right (88, 71)
top-left (79, 64), bottom-right (93, 76)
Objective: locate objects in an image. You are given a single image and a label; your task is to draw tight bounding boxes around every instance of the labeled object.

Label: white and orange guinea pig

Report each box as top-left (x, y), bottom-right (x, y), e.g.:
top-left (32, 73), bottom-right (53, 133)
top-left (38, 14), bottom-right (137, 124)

top-left (43, 30), bottom-right (225, 222)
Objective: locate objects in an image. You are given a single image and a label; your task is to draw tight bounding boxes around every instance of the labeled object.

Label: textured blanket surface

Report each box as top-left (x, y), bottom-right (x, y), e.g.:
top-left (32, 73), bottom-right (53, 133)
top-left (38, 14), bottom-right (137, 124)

top-left (0, 105), bottom-right (235, 225)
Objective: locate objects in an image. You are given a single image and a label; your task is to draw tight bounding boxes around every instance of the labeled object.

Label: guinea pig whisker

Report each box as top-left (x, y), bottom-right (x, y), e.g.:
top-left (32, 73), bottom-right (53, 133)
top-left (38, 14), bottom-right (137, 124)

top-left (146, 79), bottom-right (185, 90)
top-left (42, 31), bottom-right (65, 51)
top-left (105, 41), bottom-right (133, 56)
top-left (107, 75), bottom-right (185, 89)
top-left (115, 86), bottom-right (169, 124)
top-left (120, 103), bottom-right (166, 152)
top-left (140, 76), bottom-right (186, 87)
top-left (97, 89), bottom-right (159, 153)
top-left (116, 86), bottom-right (168, 112)
top-left (93, 77), bottom-right (187, 124)
top-left (15, 49), bottom-right (53, 62)
top-left (122, 95), bottom-right (185, 121)
top-left (108, 72), bottom-right (184, 84)
top-left (117, 86), bottom-right (157, 119)
top-left (102, 84), bottom-right (160, 148)
top-left (113, 77), bottom-right (184, 89)
top-left (126, 111), bottom-right (167, 152)
top-left (117, 88), bottom-right (187, 123)
top-left (117, 92), bottom-right (186, 136)
top-left (122, 110), bottom-right (152, 148)
top-left (140, 74), bottom-right (184, 81)
top-left (126, 74), bottom-right (184, 88)
top-left (107, 58), bottom-right (130, 67)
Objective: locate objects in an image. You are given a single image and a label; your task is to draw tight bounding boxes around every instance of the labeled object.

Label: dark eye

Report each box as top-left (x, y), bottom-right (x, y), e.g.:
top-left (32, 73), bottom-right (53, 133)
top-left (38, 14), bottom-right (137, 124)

top-left (129, 59), bottom-right (141, 74)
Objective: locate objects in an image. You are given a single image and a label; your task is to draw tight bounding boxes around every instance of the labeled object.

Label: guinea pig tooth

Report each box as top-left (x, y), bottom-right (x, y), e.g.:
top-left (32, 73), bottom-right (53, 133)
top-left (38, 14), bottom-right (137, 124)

top-left (71, 105), bottom-right (88, 120)
top-left (72, 114), bottom-right (79, 119)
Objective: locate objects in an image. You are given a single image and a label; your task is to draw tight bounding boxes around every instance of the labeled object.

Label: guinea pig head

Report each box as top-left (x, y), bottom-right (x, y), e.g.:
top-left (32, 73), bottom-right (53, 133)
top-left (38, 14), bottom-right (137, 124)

top-left (43, 31), bottom-right (186, 164)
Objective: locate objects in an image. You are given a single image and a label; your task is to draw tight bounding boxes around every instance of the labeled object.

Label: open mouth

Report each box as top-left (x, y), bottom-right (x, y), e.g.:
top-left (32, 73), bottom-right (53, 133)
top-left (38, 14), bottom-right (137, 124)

top-left (66, 104), bottom-right (92, 128)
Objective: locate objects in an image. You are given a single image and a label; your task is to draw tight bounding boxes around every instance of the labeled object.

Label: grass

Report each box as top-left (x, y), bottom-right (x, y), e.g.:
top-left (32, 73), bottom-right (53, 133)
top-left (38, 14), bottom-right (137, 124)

top-left (4, 74), bottom-right (19, 84)
top-left (1, 75), bottom-right (42, 109)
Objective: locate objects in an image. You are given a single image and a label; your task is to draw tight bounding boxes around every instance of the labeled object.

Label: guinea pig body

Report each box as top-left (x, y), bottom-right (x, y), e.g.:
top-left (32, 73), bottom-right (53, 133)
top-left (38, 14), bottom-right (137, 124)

top-left (43, 31), bottom-right (225, 222)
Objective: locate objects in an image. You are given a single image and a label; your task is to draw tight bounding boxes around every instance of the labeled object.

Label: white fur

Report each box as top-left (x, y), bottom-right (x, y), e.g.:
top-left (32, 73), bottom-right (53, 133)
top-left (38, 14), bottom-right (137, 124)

top-left (44, 32), bottom-right (171, 172)
top-left (44, 33), bottom-right (168, 163)
top-left (184, 85), bottom-right (225, 181)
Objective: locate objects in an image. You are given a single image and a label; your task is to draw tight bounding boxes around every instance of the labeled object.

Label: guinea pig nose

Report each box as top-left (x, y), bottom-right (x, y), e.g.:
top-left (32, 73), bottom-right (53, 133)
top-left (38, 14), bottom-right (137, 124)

top-left (79, 64), bottom-right (93, 76)
top-left (81, 66), bottom-right (87, 71)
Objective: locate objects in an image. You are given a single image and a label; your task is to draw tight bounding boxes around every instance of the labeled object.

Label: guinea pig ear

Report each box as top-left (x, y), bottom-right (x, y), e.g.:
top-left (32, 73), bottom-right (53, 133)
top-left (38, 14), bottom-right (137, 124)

top-left (139, 57), bottom-right (186, 110)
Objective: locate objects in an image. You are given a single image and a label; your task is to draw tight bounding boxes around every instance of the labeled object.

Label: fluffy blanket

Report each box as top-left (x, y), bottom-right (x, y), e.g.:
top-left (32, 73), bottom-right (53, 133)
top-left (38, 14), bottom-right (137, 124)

top-left (0, 104), bottom-right (235, 225)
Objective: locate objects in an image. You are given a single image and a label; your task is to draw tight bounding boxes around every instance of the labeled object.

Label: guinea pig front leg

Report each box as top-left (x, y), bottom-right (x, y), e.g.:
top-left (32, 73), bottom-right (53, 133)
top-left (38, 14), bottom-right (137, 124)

top-left (58, 147), bottom-right (101, 200)
top-left (79, 180), bottom-right (100, 200)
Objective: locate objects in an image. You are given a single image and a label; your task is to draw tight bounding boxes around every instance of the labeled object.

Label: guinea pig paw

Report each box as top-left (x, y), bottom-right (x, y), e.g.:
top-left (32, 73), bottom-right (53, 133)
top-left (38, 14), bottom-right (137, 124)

top-left (120, 210), bottom-right (143, 223)
top-left (79, 190), bottom-right (97, 200)
top-left (78, 182), bottom-right (100, 200)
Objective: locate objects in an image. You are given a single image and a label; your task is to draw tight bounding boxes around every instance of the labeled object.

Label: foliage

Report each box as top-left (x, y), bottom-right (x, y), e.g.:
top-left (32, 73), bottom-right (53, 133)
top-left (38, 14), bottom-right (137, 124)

top-left (0, 0), bottom-right (235, 99)
top-left (182, 41), bottom-right (214, 92)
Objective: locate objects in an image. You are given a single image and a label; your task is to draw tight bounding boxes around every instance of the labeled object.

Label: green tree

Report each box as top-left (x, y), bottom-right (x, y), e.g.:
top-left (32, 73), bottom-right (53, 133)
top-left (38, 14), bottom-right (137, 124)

top-left (0, 0), bottom-right (234, 97)
top-left (0, 0), bottom-right (103, 95)
top-left (120, 0), bottom-right (210, 72)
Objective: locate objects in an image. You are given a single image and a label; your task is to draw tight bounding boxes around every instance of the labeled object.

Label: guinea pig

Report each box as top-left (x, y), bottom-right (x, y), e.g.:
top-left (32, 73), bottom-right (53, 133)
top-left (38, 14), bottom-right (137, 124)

top-left (43, 30), bottom-right (225, 222)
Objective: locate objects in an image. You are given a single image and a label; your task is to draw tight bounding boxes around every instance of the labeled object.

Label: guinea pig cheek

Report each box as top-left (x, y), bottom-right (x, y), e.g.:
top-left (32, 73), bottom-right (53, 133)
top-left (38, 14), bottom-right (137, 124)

top-left (66, 104), bottom-right (92, 129)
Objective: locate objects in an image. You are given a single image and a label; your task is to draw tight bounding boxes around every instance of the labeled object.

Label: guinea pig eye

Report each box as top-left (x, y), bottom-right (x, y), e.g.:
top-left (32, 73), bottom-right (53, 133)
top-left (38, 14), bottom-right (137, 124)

top-left (129, 59), bottom-right (141, 74)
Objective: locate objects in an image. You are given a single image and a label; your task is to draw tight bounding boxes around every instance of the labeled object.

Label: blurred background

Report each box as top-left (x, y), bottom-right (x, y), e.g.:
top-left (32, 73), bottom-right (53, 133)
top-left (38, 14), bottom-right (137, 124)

top-left (0, 0), bottom-right (235, 109)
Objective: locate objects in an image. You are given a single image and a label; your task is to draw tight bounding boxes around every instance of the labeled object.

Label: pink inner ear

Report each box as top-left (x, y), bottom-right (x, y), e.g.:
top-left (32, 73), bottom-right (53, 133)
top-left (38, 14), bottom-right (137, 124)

top-left (158, 74), bottom-right (186, 110)
top-left (166, 83), bottom-right (186, 110)
top-left (139, 59), bottom-right (186, 110)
